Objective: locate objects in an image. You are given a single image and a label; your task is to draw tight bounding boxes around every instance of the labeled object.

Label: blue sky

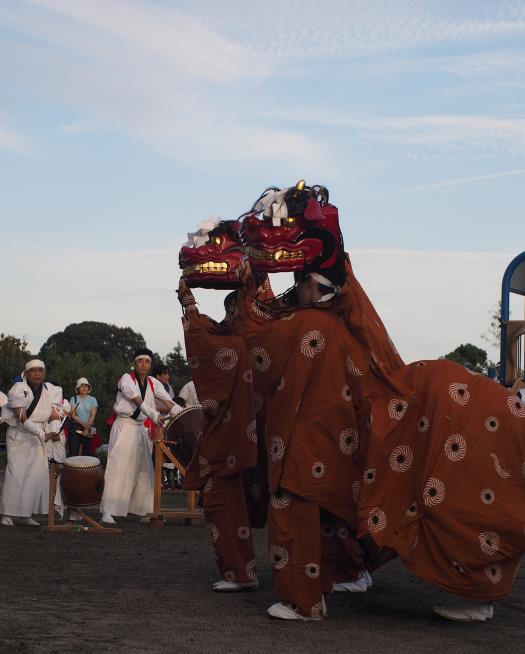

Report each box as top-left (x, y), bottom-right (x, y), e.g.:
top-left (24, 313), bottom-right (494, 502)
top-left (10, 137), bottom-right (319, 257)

top-left (1, 0), bottom-right (524, 366)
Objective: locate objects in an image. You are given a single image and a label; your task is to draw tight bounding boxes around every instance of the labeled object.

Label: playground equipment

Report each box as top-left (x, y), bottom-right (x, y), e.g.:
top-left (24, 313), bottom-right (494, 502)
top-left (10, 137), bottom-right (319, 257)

top-left (499, 251), bottom-right (525, 386)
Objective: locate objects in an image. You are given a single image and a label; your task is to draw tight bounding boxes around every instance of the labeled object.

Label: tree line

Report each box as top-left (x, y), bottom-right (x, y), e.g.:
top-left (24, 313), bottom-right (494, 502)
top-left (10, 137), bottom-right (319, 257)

top-left (0, 322), bottom-right (190, 439)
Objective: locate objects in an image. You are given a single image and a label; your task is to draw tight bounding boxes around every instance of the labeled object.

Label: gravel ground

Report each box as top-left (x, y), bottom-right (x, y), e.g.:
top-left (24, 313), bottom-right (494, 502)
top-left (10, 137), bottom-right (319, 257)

top-left (1, 510), bottom-right (525, 654)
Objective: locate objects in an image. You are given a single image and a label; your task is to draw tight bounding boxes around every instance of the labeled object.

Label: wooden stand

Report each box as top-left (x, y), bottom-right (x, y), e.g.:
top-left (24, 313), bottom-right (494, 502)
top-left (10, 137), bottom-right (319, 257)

top-left (43, 462), bottom-right (121, 534)
top-left (150, 425), bottom-right (203, 528)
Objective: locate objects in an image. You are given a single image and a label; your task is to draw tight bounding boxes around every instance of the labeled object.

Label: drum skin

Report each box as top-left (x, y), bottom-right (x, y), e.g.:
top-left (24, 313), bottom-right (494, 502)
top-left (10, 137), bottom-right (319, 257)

top-left (164, 406), bottom-right (203, 468)
top-left (60, 456), bottom-right (104, 507)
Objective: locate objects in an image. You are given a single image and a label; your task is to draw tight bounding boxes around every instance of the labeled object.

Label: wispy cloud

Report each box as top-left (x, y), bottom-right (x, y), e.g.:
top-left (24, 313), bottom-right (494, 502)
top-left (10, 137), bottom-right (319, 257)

top-left (363, 168), bottom-right (525, 199)
top-left (176, 0), bottom-right (525, 60)
top-left (0, 121), bottom-right (31, 155)
top-left (0, 0), bottom-right (322, 165)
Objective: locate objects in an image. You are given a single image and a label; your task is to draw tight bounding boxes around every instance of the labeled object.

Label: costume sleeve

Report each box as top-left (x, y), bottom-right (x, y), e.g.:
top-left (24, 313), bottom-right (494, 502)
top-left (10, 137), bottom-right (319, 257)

top-left (0, 391), bottom-right (7, 408)
top-left (8, 383), bottom-right (28, 409)
top-left (151, 377), bottom-right (174, 403)
top-left (118, 373), bottom-right (140, 400)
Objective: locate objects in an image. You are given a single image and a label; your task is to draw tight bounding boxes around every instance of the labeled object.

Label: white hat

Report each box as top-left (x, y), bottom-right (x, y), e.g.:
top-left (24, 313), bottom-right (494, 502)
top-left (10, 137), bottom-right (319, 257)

top-left (76, 377), bottom-right (91, 390)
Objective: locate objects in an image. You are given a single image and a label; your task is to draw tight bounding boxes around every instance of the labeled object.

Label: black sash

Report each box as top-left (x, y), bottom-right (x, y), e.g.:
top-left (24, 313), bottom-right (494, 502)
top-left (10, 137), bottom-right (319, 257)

top-left (131, 376), bottom-right (148, 420)
top-left (26, 383), bottom-right (44, 419)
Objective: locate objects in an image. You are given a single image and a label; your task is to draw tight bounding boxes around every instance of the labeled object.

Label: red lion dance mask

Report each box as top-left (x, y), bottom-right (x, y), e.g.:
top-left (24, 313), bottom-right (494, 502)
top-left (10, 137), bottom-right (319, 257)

top-left (241, 181), bottom-right (344, 274)
top-left (179, 219), bottom-right (245, 289)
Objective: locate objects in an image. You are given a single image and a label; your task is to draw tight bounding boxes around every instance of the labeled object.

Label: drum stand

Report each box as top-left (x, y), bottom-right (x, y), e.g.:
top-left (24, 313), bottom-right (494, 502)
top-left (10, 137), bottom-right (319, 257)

top-left (43, 462), bottom-right (121, 534)
top-left (150, 426), bottom-right (203, 528)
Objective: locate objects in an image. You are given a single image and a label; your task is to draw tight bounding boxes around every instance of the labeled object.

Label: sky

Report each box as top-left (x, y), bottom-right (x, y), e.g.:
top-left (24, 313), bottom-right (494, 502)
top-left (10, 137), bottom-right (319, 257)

top-left (1, 0), bottom-right (524, 365)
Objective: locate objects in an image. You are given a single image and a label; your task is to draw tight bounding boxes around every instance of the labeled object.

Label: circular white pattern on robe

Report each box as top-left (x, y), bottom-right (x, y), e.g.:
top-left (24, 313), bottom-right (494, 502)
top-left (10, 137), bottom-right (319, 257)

top-left (209, 523), bottom-right (219, 543)
top-left (226, 455), bottom-right (237, 468)
top-left (250, 347), bottom-right (271, 372)
top-left (270, 489), bottom-right (292, 509)
top-left (484, 417), bottom-right (499, 432)
top-left (352, 480), bottom-right (361, 503)
top-left (224, 570), bottom-right (235, 582)
top-left (479, 530), bottom-right (500, 556)
top-left (310, 603), bottom-right (322, 619)
top-left (346, 356), bottom-right (363, 377)
top-left (406, 502), bottom-right (418, 517)
top-left (180, 293), bottom-right (195, 307)
top-left (201, 399), bottom-right (218, 415)
top-left (363, 468), bottom-right (376, 484)
top-left (254, 393), bottom-right (263, 413)
top-left (222, 410), bottom-right (232, 423)
top-left (481, 489), bottom-right (495, 505)
top-left (339, 428), bottom-right (359, 455)
top-left (485, 563), bottom-right (502, 584)
top-left (312, 462), bottom-right (325, 478)
top-left (322, 523), bottom-right (335, 538)
top-left (507, 395), bottom-right (525, 418)
top-left (337, 526), bottom-right (349, 540)
top-left (199, 456), bottom-right (211, 477)
top-left (246, 559), bottom-right (257, 581)
top-left (305, 563), bottom-right (320, 578)
top-left (269, 436), bottom-right (285, 463)
top-left (448, 383), bottom-right (470, 406)
top-left (246, 420), bottom-right (257, 443)
top-left (251, 300), bottom-right (271, 320)
top-left (237, 526), bottom-right (251, 540)
top-left (300, 330), bottom-right (326, 358)
top-left (188, 356), bottom-right (200, 369)
top-left (214, 347), bottom-right (239, 371)
top-left (387, 399), bottom-right (408, 420)
top-left (277, 377), bottom-right (285, 391)
top-left (243, 370), bottom-right (253, 383)
top-left (389, 445), bottom-right (414, 472)
top-left (269, 545), bottom-right (289, 569)
top-left (490, 453), bottom-right (511, 479)
top-left (368, 508), bottom-right (387, 533)
top-left (423, 477), bottom-right (445, 507)
top-left (203, 477), bottom-right (213, 493)
top-left (341, 385), bottom-right (352, 402)
top-left (444, 433), bottom-right (467, 462)
top-left (417, 416), bottom-right (430, 432)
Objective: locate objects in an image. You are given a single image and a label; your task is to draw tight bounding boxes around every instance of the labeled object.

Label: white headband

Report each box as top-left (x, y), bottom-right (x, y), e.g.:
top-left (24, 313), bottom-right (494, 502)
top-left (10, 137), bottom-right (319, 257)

top-left (134, 355), bottom-right (152, 362)
top-left (24, 359), bottom-right (46, 372)
top-left (310, 272), bottom-right (339, 290)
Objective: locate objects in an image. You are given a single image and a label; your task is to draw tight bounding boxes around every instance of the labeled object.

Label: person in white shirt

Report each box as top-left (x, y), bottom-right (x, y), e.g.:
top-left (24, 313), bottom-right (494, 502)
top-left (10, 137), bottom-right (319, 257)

top-left (0, 391), bottom-right (7, 421)
top-left (100, 348), bottom-right (183, 524)
top-left (178, 380), bottom-right (199, 407)
top-left (0, 360), bottom-right (61, 527)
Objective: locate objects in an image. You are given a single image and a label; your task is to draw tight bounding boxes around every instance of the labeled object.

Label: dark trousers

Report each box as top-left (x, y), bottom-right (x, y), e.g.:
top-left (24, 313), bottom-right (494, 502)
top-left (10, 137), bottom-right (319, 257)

top-left (68, 432), bottom-right (92, 457)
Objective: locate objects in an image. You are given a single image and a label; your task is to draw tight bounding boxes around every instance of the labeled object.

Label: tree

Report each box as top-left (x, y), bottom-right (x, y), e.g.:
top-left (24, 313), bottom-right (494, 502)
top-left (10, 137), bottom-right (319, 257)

top-left (39, 322), bottom-right (147, 363)
top-left (164, 343), bottom-right (190, 393)
top-left (445, 343), bottom-right (488, 372)
top-left (0, 333), bottom-right (33, 390)
top-left (481, 301), bottom-right (502, 351)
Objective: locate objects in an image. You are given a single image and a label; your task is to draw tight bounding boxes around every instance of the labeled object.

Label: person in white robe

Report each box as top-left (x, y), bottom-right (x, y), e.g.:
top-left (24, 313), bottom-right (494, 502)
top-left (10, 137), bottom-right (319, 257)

top-left (178, 380), bottom-right (199, 407)
top-left (40, 385), bottom-right (71, 518)
top-left (0, 391), bottom-right (7, 420)
top-left (100, 348), bottom-right (183, 524)
top-left (0, 360), bottom-right (60, 527)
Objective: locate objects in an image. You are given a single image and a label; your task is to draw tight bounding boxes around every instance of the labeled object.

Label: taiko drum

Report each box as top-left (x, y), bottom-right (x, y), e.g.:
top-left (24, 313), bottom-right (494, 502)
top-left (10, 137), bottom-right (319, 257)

top-left (60, 456), bottom-right (104, 507)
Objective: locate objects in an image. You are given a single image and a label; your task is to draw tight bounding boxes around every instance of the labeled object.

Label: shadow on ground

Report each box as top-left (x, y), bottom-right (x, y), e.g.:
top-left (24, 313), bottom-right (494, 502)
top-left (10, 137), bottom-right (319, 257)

top-left (1, 514), bottom-right (524, 654)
